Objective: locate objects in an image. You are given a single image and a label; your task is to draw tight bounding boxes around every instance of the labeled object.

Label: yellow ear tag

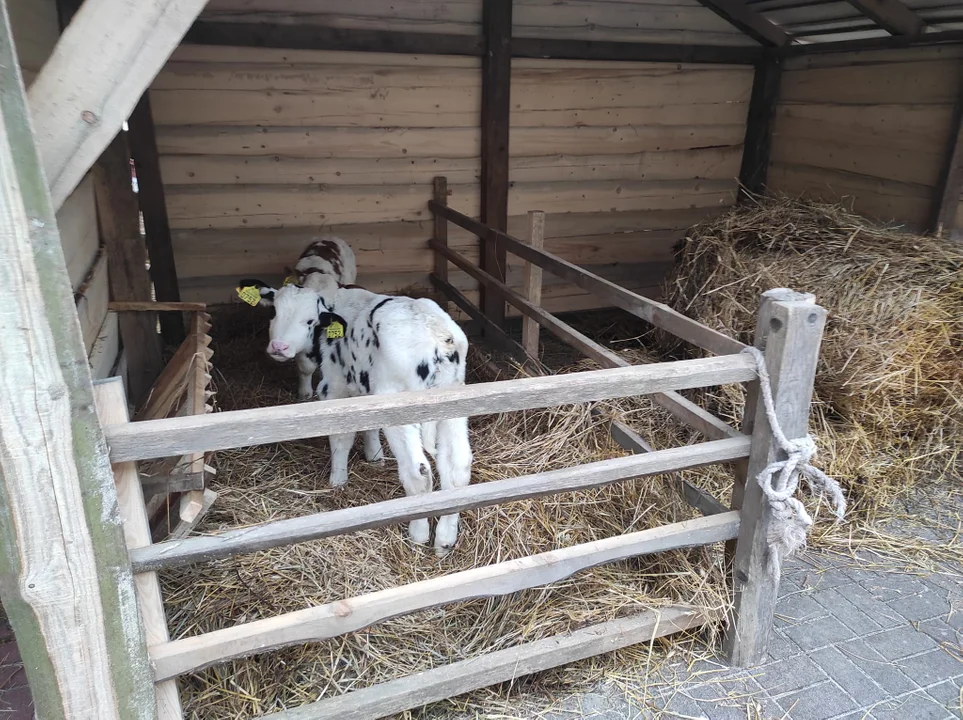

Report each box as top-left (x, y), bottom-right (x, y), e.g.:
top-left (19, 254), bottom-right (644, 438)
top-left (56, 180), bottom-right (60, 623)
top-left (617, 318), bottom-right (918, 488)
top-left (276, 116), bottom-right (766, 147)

top-left (283, 275), bottom-right (297, 286)
top-left (326, 321), bottom-right (344, 339)
top-left (236, 286), bottom-right (262, 307)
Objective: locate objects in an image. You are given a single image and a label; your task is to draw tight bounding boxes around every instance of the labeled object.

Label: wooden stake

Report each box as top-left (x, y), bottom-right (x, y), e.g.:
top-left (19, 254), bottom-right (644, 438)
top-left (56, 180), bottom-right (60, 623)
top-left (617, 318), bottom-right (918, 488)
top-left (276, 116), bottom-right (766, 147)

top-left (929, 65), bottom-right (963, 240)
top-left (432, 176), bottom-right (449, 312)
top-left (0, 7), bottom-right (154, 715)
top-left (93, 379), bottom-right (182, 719)
top-left (521, 210), bottom-right (545, 359)
top-left (725, 289), bottom-right (826, 667)
top-left (739, 53), bottom-right (782, 199)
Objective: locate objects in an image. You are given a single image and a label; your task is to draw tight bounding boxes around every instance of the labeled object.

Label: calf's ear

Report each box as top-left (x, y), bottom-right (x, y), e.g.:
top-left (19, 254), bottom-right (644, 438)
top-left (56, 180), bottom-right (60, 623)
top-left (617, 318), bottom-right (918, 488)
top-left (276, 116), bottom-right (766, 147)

top-left (236, 278), bottom-right (276, 308)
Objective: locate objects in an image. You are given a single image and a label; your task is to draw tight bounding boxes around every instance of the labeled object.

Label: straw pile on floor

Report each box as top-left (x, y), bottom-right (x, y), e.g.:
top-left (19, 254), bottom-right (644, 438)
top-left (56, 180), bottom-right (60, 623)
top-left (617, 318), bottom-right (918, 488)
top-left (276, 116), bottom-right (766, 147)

top-left (660, 194), bottom-right (963, 545)
top-left (162, 308), bottom-right (732, 719)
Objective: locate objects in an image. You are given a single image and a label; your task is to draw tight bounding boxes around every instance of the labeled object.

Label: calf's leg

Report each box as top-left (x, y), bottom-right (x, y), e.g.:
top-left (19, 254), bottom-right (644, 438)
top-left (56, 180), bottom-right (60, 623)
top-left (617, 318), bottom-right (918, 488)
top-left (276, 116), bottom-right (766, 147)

top-left (328, 432), bottom-right (355, 487)
top-left (295, 353), bottom-right (317, 401)
top-left (382, 424), bottom-right (433, 545)
top-left (362, 429), bottom-right (384, 464)
top-left (433, 416), bottom-right (472, 556)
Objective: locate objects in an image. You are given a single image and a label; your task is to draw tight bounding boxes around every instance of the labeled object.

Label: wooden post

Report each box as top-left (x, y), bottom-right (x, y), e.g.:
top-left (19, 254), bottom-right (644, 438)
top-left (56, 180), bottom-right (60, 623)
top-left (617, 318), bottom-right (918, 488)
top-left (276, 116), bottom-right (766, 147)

top-left (521, 210), bottom-right (545, 358)
top-left (128, 94), bottom-right (184, 345)
top-left (479, 0), bottom-right (512, 330)
top-left (93, 379), bottom-right (182, 719)
top-left (725, 289), bottom-right (826, 667)
top-left (92, 132), bottom-right (163, 406)
top-left (0, 5), bottom-right (155, 716)
top-left (432, 176), bottom-right (449, 312)
top-left (929, 66), bottom-right (963, 240)
top-left (739, 52), bottom-right (782, 199)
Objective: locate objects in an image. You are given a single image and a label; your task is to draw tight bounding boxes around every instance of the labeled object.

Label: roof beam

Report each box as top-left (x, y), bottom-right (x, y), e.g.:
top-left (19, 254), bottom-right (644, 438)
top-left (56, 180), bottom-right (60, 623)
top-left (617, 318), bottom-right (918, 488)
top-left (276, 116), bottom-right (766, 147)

top-left (781, 28), bottom-right (963, 55)
top-left (846, 0), bottom-right (926, 36)
top-left (28, 0), bottom-right (208, 210)
top-left (695, 0), bottom-right (793, 47)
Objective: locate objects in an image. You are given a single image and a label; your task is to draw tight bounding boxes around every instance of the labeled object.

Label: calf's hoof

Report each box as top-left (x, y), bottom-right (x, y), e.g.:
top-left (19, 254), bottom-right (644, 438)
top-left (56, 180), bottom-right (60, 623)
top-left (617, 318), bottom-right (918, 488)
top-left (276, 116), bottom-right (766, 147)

top-left (408, 518), bottom-right (430, 545)
top-left (328, 469), bottom-right (348, 488)
top-left (433, 516), bottom-right (459, 556)
top-left (364, 446), bottom-right (385, 465)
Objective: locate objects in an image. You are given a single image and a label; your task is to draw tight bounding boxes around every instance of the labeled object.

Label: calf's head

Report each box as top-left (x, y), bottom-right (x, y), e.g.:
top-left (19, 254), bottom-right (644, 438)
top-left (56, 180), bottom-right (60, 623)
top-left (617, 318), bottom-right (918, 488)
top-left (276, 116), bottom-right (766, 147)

top-left (236, 279), bottom-right (345, 362)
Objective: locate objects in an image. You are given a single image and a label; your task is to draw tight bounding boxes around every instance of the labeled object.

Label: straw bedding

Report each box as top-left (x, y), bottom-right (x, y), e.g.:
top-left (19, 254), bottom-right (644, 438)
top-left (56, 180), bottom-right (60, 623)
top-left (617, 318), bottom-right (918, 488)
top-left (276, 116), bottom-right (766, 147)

top-left (163, 308), bottom-right (732, 719)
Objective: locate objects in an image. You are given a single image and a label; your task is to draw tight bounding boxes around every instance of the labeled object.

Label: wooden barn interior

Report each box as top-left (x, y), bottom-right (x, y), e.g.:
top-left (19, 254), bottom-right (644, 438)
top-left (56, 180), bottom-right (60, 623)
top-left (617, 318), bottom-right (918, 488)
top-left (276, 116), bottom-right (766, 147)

top-left (3, 0), bottom-right (963, 717)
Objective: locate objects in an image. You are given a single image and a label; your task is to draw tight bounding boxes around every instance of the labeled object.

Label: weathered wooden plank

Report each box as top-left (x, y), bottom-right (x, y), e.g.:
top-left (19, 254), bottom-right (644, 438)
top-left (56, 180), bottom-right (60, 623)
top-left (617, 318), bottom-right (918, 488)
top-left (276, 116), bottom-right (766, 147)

top-left (92, 132), bottom-right (163, 406)
top-left (512, 36), bottom-right (759, 62)
top-left (432, 176), bottom-right (449, 299)
top-left (55, 174), bottom-right (99, 291)
top-left (110, 300), bottom-right (207, 312)
top-left (88, 310), bottom-right (121, 380)
top-left (780, 29), bottom-right (963, 57)
top-left (430, 202), bottom-right (746, 357)
top-left (129, 93), bottom-right (184, 345)
top-left (106, 354), bottom-right (757, 463)
top-left (74, 246), bottom-right (109, 354)
top-left (521, 210), bottom-right (545, 359)
top-left (131, 436), bottom-right (750, 573)
top-left (150, 511), bottom-right (741, 680)
top-left (264, 607), bottom-right (713, 720)
top-left (779, 60), bottom-right (962, 105)
top-left (929, 68), bottom-right (963, 237)
top-left (0, 11), bottom-right (154, 715)
top-left (725, 290), bottom-right (827, 667)
top-left (27, 0), bottom-right (208, 208)
top-left (93, 378), bottom-right (182, 718)
top-left (740, 54), bottom-right (782, 195)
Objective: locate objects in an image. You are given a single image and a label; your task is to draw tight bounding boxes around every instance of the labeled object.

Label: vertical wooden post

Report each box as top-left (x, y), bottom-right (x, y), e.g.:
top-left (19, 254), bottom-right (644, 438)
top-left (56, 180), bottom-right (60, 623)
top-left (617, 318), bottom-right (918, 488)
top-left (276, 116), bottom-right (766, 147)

top-left (521, 210), bottom-right (545, 358)
top-left (739, 52), bottom-right (782, 198)
top-left (93, 379), bottom-right (182, 719)
top-left (0, 5), bottom-right (156, 717)
top-left (128, 94), bottom-right (184, 346)
top-left (433, 176), bottom-right (449, 312)
top-left (726, 289), bottom-right (826, 667)
top-left (479, 0), bottom-right (512, 330)
top-left (92, 133), bottom-right (164, 406)
top-left (929, 66), bottom-right (963, 240)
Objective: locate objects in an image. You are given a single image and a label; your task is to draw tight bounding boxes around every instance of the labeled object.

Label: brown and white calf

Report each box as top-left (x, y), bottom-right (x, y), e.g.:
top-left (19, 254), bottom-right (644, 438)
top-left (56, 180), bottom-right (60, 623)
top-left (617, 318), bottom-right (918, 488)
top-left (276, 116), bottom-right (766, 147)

top-left (248, 278), bottom-right (472, 555)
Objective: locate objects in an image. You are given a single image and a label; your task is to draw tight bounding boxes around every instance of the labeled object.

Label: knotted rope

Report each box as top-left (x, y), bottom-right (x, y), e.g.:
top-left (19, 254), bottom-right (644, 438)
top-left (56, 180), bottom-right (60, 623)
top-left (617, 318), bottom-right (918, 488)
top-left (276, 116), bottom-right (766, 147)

top-left (744, 346), bottom-right (846, 580)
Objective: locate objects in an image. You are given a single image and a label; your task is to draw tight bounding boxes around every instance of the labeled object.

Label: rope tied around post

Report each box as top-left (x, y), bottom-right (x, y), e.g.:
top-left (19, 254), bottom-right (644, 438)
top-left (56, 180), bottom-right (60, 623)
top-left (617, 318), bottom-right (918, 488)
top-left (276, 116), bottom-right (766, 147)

top-left (743, 346), bottom-right (846, 580)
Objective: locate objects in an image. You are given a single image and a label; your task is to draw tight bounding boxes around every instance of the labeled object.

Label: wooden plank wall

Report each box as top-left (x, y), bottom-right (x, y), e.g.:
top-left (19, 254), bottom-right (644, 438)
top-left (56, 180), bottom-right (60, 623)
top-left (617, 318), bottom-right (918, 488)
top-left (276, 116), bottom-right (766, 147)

top-left (769, 45), bottom-right (963, 230)
top-left (151, 0), bottom-right (754, 313)
top-left (9, 0), bottom-right (122, 379)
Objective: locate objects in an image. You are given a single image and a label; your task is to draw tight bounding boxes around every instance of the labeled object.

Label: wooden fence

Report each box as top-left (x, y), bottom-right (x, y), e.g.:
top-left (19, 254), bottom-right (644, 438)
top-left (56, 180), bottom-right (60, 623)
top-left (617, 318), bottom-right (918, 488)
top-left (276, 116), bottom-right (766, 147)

top-left (87, 179), bottom-right (827, 719)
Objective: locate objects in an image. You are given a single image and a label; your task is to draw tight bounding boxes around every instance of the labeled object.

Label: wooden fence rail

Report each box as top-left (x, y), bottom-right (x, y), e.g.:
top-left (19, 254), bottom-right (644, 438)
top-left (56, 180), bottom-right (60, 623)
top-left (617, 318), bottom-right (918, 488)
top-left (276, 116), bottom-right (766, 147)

top-left (104, 355), bottom-right (756, 462)
top-left (149, 511), bottom-right (740, 681)
top-left (130, 436), bottom-right (750, 573)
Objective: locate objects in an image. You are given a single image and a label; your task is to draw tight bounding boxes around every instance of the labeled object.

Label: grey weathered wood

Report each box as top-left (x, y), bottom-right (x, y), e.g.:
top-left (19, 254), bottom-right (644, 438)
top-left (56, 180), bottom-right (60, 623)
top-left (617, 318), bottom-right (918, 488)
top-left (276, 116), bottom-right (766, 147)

top-left (429, 273), bottom-right (532, 364)
top-left (847, 0), bottom-right (925, 36)
top-left (109, 301), bottom-right (206, 313)
top-left (432, 176), bottom-right (449, 307)
top-left (725, 290), bottom-right (826, 667)
top-left (0, 10), bottom-right (155, 716)
top-left (929, 68), bottom-right (963, 240)
top-left (106, 353), bottom-right (756, 463)
top-left (150, 511), bottom-right (740, 681)
top-left (130, 436), bottom-right (749, 573)
top-left (27, 0), bottom-right (209, 209)
top-left (779, 28), bottom-right (963, 56)
top-left (521, 210), bottom-right (545, 359)
top-left (93, 379), bottom-right (182, 719)
top-left (263, 606), bottom-right (713, 720)
top-left (694, 0), bottom-right (792, 46)
top-left (432, 238), bottom-right (740, 441)
top-left (608, 420), bottom-right (728, 517)
top-left (428, 202), bottom-right (746, 357)
top-left (739, 54), bottom-right (782, 197)
top-left (141, 471), bottom-right (206, 494)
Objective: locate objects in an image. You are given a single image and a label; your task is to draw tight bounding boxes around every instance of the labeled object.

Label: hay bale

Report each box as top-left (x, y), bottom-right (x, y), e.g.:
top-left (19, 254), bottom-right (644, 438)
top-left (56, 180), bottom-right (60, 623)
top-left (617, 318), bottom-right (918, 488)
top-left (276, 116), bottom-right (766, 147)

top-left (661, 195), bottom-right (963, 516)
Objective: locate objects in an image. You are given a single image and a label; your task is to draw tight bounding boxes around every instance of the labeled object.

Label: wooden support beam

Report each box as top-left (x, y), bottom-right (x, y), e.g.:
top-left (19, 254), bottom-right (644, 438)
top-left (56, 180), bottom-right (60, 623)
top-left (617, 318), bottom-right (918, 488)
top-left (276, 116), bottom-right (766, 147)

top-left (725, 290), bottom-right (827, 667)
top-left (93, 379), bottom-right (182, 719)
top-left (105, 354), bottom-right (756, 463)
top-left (131, 436), bottom-right (749, 573)
top-left (263, 607), bottom-right (713, 720)
top-left (92, 132), bottom-right (163, 406)
top-left (929, 69), bottom-right (963, 240)
top-left (780, 29), bottom-right (963, 56)
top-left (431, 239), bottom-right (741, 441)
top-left (429, 202), bottom-right (746, 357)
top-left (846, 0), bottom-right (925, 36)
top-left (179, 22), bottom-right (759, 64)
top-left (110, 301), bottom-right (206, 313)
top-left (0, 9), bottom-right (155, 716)
top-left (739, 53), bottom-right (783, 197)
top-left (695, 0), bottom-right (792, 47)
top-left (521, 210), bottom-right (545, 359)
top-left (128, 94), bottom-right (184, 345)
top-left (150, 511), bottom-right (740, 680)
top-left (28, 0), bottom-right (208, 209)
top-left (479, 0), bottom-right (512, 330)
top-left (432, 176), bottom-right (449, 314)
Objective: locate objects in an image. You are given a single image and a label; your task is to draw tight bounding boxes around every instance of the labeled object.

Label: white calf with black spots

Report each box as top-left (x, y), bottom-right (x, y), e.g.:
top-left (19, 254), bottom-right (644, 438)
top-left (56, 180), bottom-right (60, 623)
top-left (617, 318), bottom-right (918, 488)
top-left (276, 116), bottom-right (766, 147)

top-left (255, 281), bottom-right (473, 555)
